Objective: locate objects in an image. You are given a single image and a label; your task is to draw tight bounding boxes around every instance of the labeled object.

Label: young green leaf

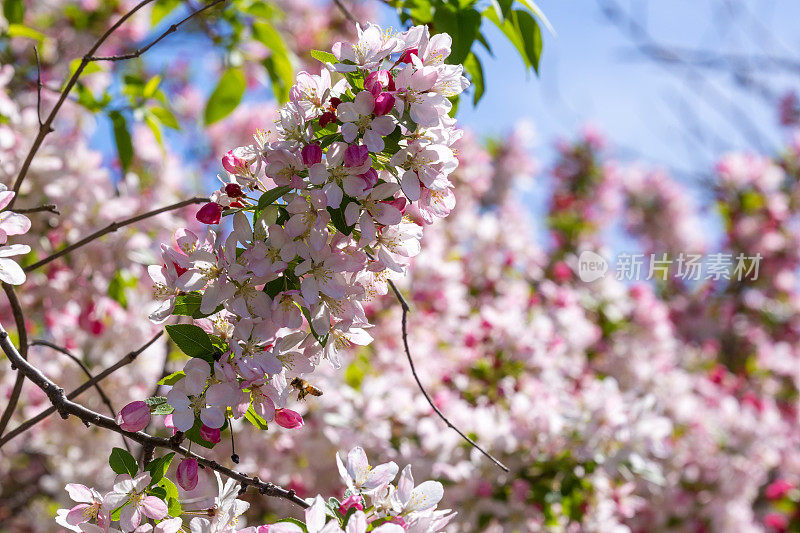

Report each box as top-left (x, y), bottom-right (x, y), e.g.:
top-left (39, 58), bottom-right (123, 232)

top-left (109, 111), bottom-right (133, 173)
top-left (109, 447), bottom-right (138, 477)
top-left (310, 49), bottom-right (337, 64)
top-left (145, 452), bottom-right (175, 484)
top-left (258, 185), bottom-right (293, 211)
top-left (158, 371), bottom-right (185, 386)
top-left (165, 324), bottom-right (215, 361)
top-left (144, 396), bottom-right (174, 415)
top-left (204, 68), bottom-right (246, 125)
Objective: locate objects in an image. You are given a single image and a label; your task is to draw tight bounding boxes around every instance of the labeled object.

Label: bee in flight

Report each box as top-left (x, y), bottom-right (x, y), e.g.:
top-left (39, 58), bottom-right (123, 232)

top-left (290, 377), bottom-right (323, 401)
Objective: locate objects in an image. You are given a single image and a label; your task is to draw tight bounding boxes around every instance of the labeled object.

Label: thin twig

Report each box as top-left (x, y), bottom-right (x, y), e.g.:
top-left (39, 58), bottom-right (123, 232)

top-left (88, 0), bottom-right (227, 61)
top-left (0, 332), bottom-right (162, 447)
top-left (7, 0), bottom-right (227, 210)
top-left (33, 46), bottom-right (45, 128)
top-left (24, 196), bottom-right (208, 273)
top-left (386, 279), bottom-right (510, 472)
top-left (29, 339), bottom-right (131, 453)
top-left (0, 324), bottom-right (309, 508)
top-left (0, 284), bottom-right (29, 437)
top-left (7, 0), bottom-right (154, 210)
top-left (14, 204), bottom-right (59, 215)
top-left (332, 0), bottom-right (357, 23)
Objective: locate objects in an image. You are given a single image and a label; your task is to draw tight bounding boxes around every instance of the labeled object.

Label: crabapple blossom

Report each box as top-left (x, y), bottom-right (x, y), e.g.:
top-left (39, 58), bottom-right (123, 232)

top-left (115, 401), bottom-right (151, 432)
top-left (102, 474), bottom-right (167, 532)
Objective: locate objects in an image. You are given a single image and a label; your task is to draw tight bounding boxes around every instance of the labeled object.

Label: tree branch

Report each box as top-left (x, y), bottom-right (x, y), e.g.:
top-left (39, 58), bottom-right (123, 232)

top-left (14, 204), bottom-right (59, 215)
top-left (332, 0), bottom-right (357, 23)
top-left (0, 332), bottom-right (162, 447)
top-left (386, 279), bottom-right (510, 472)
top-left (7, 0), bottom-right (227, 210)
top-left (0, 284), bottom-right (28, 437)
top-left (24, 196), bottom-right (208, 273)
top-left (0, 324), bottom-right (309, 508)
top-left (87, 0), bottom-right (227, 61)
top-left (33, 46), bottom-right (45, 128)
top-left (29, 339), bottom-right (132, 453)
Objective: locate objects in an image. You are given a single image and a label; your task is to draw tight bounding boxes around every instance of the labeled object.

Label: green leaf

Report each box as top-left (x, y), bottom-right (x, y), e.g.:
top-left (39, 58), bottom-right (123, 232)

top-left (143, 75), bottom-right (161, 98)
top-left (109, 447), bottom-right (138, 477)
top-left (258, 185), bottom-right (293, 211)
top-left (433, 6), bottom-right (481, 65)
top-left (151, 0), bottom-right (181, 25)
top-left (108, 270), bottom-right (136, 308)
top-left (144, 396), bottom-right (174, 415)
top-left (3, 0), bottom-right (24, 24)
top-left (252, 22), bottom-right (294, 103)
top-left (310, 49), bottom-right (337, 64)
top-left (150, 106), bottom-right (180, 129)
top-left (109, 111), bottom-right (133, 173)
top-left (158, 370), bottom-right (185, 386)
top-left (144, 113), bottom-right (163, 147)
top-left (328, 203), bottom-right (354, 236)
top-left (484, 6), bottom-right (531, 70)
top-left (244, 405), bottom-right (269, 430)
top-left (145, 452), bottom-right (175, 484)
top-left (172, 292), bottom-right (222, 318)
top-left (514, 10), bottom-right (543, 73)
top-left (165, 324), bottom-right (215, 361)
top-left (158, 478), bottom-right (182, 517)
top-left (515, 0), bottom-right (555, 35)
top-left (6, 24), bottom-right (45, 43)
top-left (204, 68), bottom-right (246, 125)
top-left (463, 53), bottom-right (485, 105)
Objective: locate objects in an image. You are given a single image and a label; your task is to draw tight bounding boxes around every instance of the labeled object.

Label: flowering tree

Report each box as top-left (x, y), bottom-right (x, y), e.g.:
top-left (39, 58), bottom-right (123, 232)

top-left (6, 1), bottom-right (800, 533)
top-left (0, 0), bottom-right (546, 531)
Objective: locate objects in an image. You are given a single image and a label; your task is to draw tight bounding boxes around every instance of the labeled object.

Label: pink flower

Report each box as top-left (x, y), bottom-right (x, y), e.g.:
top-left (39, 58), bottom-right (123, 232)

top-left (196, 202), bottom-right (222, 224)
top-left (222, 150), bottom-right (247, 174)
top-left (302, 144), bottom-right (323, 166)
top-left (176, 457), bottom-right (199, 491)
top-left (365, 70), bottom-right (395, 95)
top-left (764, 512), bottom-right (788, 532)
top-left (344, 144), bottom-right (369, 168)
top-left (102, 473), bottom-right (167, 531)
top-left (200, 424), bottom-right (222, 443)
top-left (115, 401), bottom-right (151, 432)
top-left (275, 408), bottom-right (304, 429)
top-left (373, 92), bottom-right (395, 116)
top-left (338, 494), bottom-right (364, 514)
top-left (766, 479), bottom-right (794, 500)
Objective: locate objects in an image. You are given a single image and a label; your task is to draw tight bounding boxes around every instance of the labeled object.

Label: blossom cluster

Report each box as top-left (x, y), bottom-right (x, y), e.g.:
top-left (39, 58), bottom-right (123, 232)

top-left (145, 24), bottom-right (468, 440)
top-left (55, 446), bottom-right (453, 533)
top-left (0, 181), bottom-right (32, 285)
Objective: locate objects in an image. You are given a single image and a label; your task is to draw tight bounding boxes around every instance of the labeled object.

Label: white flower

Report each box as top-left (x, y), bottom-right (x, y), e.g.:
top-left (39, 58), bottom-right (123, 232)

top-left (0, 243), bottom-right (30, 285)
top-left (336, 446), bottom-right (398, 494)
top-left (102, 473), bottom-right (167, 532)
top-left (337, 91), bottom-right (396, 152)
top-left (394, 465), bottom-right (444, 514)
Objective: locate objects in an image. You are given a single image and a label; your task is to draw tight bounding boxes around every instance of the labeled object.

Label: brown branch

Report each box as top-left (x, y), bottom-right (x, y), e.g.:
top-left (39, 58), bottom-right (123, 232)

top-left (386, 279), bottom-right (510, 472)
top-left (7, 0), bottom-right (228, 210)
top-left (0, 284), bottom-right (29, 437)
top-left (88, 0), bottom-right (227, 61)
top-left (332, 0), bottom-right (357, 23)
top-left (0, 332), bottom-right (162, 447)
top-left (7, 0), bottom-right (154, 210)
top-left (0, 323), bottom-right (308, 508)
top-left (24, 196), bottom-right (208, 273)
top-left (33, 46), bottom-right (45, 128)
top-left (14, 204), bottom-right (59, 215)
top-left (29, 339), bottom-right (132, 453)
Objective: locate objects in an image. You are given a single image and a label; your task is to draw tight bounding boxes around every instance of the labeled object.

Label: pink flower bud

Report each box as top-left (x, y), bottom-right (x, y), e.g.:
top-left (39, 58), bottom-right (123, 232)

top-left (359, 168), bottom-right (379, 189)
top-left (344, 145), bottom-right (369, 168)
top-left (116, 401), bottom-right (150, 432)
top-left (224, 183), bottom-right (243, 198)
top-left (338, 494), bottom-right (364, 515)
top-left (196, 202), bottom-right (222, 225)
top-left (365, 70), bottom-right (395, 95)
top-left (373, 92), bottom-right (395, 116)
top-left (199, 424), bottom-right (221, 443)
top-left (222, 150), bottom-right (246, 174)
top-left (274, 408), bottom-right (304, 429)
top-left (319, 111), bottom-right (337, 128)
top-left (399, 48), bottom-right (418, 63)
top-left (176, 457), bottom-right (199, 491)
top-left (385, 196), bottom-right (407, 213)
top-left (766, 479), bottom-right (794, 500)
top-left (301, 144), bottom-right (323, 166)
